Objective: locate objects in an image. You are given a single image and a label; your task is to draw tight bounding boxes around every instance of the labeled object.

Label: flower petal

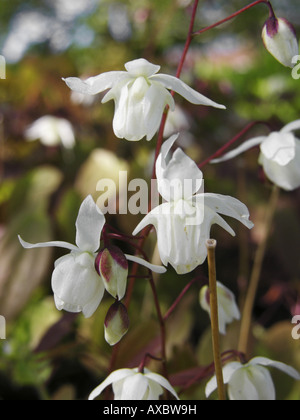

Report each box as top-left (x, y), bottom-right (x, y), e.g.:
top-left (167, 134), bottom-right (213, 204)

top-left (145, 372), bottom-right (179, 400)
top-left (120, 373), bottom-right (149, 400)
top-left (205, 362), bottom-right (241, 398)
top-left (75, 195), bottom-right (105, 252)
top-left (151, 74), bottom-right (226, 109)
top-left (259, 149), bottom-right (300, 191)
top-left (211, 136), bottom-right (266, 163)
top-left (18, 235), bottom-right (78, 252)
top-left (144, 82), bottom-right (175, 141)
top-left (62, 71), bottom-right (125, 95)
top-left (125, 58), bottom-right (161, 77)
top-left (250, 357), bottom-right (300, 380)
top-left (228, 365), bottom-right (274, 400)
top-left (52, 252), bottom-right (105, 318)
top-left (88, 369), bottom-right (134, 400)
top-left (156, 134), bottom-right (203, 201)
top-left (260, 132), bottom-right (296, 166)
top-left (202, 193), bottom-right (254, 230)
top-left (125, 254), bottom-right (167, 274)
top-left (281, 119), bottom-right (300, 134)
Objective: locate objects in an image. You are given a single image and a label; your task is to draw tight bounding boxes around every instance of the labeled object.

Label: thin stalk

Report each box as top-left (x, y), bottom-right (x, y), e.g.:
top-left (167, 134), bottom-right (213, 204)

top-left (148, 274), bottom-right (168, 379)
top-left (151, 0), bottom-right (200, 180)
top-left (198, 121), bottom-right (271, 169)
top-left (206, 239), bottom-right (226, 401)
top-left (238, 185), bottom-right (280, 356)
top-left (193, 0), bottom-right (275, 37)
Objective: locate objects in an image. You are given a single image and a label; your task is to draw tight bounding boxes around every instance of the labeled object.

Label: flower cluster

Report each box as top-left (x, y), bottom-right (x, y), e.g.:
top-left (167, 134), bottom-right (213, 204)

top-left (18, 0), bottom-right (300, 402)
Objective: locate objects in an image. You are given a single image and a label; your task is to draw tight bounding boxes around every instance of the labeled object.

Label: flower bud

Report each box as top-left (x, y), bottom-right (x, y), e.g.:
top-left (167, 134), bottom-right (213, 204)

top-left (262, 16), bottom-right (299, 68)
top-left (199, 281), bottom-right (240, 335)
top-left (95, 246), bottom-right (128, 300)
top-left (104, 301), bottom-right (129, 346)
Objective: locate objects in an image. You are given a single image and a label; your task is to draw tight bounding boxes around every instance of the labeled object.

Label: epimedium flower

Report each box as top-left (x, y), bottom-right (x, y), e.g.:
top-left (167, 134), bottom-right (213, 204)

top-left (63, 58), bottom-right (226, 141)
top-left (211, 119), bottom-right (300, 191)
top-left (132, 134), bottom-right (254, 274)
top-left (199, 281), bottom-right (240, 335)
top-left (25, 115), bottom-right (76, 149)
top-left (262, 15), bottom-right (298, 68)
top-left (205, 357), bottom-right (300, 400)
top-left (88, 367), bottom-right (179, 400)
top-left (18, 195), bottom-right (166, 318)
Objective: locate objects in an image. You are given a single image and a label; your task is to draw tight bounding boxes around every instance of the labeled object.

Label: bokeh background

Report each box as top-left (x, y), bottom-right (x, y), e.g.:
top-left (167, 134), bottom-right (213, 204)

top-left (0, 0), bottom-right (300, 400)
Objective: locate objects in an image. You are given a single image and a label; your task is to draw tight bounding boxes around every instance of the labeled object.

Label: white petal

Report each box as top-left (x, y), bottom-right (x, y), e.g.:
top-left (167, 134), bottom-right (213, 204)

top-left (259, 150), bottom-right (300, 191)
top-left (145, 372), bottom-right (179, 400)
top-left (52, 252), bottom-right (104, 318)
top-left (75, 195), bottom-right (105, 252)
top-left (205, 362), bottom-right (242, 398)
top-left (151, 74), bottom-right (226, 109)
top-left (156, 134), bottom-right (203, 201)
top-left (18, 235), bottom-right (78, 252)
top-left (88, 369), bottom-right (134, 400)
top-left (281, 119), bottom-right (300, 133)
top-left (227, 364), bottom-right (276, 400)
top-left (203, 193), bottom-right (254, 230)
top-left (211, 136), bottom-right (266, 163)
top-left (250, 357), bottom-right (300, 380)
top-left (145, 379), bottom-right (164, 400)
top-left (62, 71), bottom-right (125, 95)
top-left (125, 254), bottom-right (167, 274)
top-left (260, 132), bottom-right (296, 166)
top-left (144, 82), bottom-right (175, 141)
top-left (120, 373), bottom-right (149, 400)
top-left (125, 58), bottom-right (161, 77)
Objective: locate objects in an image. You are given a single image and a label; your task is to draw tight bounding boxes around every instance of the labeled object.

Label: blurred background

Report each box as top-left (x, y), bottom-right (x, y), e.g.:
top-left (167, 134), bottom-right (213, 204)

top-left (0, 0), bottom-right (300, 400)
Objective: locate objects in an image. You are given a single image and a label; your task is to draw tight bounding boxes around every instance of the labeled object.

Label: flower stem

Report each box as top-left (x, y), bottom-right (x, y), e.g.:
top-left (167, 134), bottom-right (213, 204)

top-left (206, 239), bottom-right (226, 401)
top-left (198, 120), bottom-right (271, 168)
top-left (151, 0), bottom-right (200, 180)
top-left (238, 185), bottom-right (280, 356)
top-left (193, 0), bottom-right (275, 37)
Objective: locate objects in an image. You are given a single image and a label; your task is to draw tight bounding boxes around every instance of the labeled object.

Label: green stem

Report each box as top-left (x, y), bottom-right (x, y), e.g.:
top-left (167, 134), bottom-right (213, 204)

top-left (206, 239), bottom-right (226, 401)
top-left (238, 185), bottom-right (280, 356)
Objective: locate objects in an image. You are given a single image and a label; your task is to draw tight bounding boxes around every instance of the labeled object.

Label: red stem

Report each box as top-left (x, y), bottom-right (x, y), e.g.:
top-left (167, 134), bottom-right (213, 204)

top-left (151, 0), bottom-right (200, 181)
top-left (193, 0), bottom-right (275, 37)
top-left (198, 120), bottom-right (271, 168)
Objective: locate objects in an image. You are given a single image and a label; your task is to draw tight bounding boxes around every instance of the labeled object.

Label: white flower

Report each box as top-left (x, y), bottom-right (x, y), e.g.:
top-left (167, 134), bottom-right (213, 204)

top-left (199, 281), bottom-right (240, 335)
top-left (18, 195), bottom-right (166, 318)
top-left (262, 16), bottom-right (299, 68)
top-left (88, 368), bottom-right (179, 400)
top-left (211, 119), bottom-right (300, 191)
top-left (133, 134), bottom-right (254, 274)
top-left (63, 58), bottom-right (225, 141)
top-left (25, 115), bottom-right (76, 149)
top-left (205, 357), bottom-right (300, 400)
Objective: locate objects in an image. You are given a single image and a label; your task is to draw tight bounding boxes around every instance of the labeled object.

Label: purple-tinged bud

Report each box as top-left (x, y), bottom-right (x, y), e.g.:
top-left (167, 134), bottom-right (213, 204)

top-left (262, 16), bottom-right (299, 68)
top-left (95, 246), bottom-right (128, 300)
top-left (104, 301), bottom-right (129, 346)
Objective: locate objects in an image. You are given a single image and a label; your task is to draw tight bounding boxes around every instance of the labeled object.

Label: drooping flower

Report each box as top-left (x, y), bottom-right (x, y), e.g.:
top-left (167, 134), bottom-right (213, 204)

top-left (25, 115), bottom-right (76, 149)
top-left (199, 281), bottom-right (240, 335)
top-left (211, 119), bottom-right (300, 191)
top-left (205, 357), bottom-right (300, 400)
top-left (262, 15), bottom-right (298, 68)
top-left (88, 367), bottom-right (179, 400)
top-left (63, 58), bottom-right (225, 141)
top-left (133, 134), bottom-right (254, 274)
top-left (19, 195), bottom-right (166, 318)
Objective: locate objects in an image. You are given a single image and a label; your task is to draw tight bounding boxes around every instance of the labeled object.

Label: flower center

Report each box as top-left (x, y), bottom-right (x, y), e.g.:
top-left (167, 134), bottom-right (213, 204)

top-left (130, 76), bottom-right (150, 100)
